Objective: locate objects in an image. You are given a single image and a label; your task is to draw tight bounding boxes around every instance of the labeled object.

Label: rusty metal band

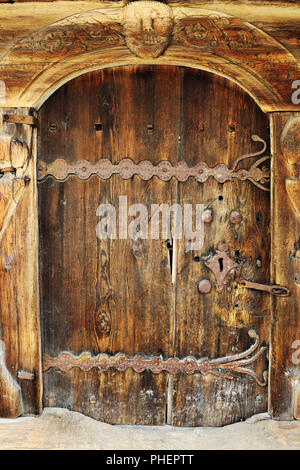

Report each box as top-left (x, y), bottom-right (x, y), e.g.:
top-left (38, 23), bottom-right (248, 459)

top-left (43, 330), bottom-right (268, 386)
top-left (37, 135), bottom-right (270, 190)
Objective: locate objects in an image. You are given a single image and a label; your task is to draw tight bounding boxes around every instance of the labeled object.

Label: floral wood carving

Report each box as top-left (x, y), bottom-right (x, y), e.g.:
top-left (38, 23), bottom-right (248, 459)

top-left (172, 15), bottom-right (262, 52)
top-left (8, 6), bottom-right (284, 60)
top-left (123, 1), bottom-right (173, 59)
top-left (12, 21), bottom-right (125, 58)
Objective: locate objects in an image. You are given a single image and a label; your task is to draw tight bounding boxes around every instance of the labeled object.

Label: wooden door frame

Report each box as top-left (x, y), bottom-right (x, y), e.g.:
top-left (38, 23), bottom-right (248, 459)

top-left (0, 3), bottom-right (299, 420)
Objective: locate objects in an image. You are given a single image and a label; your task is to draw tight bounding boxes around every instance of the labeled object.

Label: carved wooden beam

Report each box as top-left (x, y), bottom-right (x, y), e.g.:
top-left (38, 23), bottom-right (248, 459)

top-left (0, 3), bottom-right (299, 110)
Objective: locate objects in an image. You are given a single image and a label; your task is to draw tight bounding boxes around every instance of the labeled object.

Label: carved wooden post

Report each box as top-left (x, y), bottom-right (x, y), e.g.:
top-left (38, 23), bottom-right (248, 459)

top-left (269, 113), bottom-right (300, 420)
top-left (0, 108), bottom-right (42, 417)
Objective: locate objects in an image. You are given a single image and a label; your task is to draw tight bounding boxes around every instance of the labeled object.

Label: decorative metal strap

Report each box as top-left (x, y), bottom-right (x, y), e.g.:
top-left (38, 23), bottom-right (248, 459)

top-left (37, 135), bottom-right (270, 190)
top-left (43, 330), bottom-right (268, 386)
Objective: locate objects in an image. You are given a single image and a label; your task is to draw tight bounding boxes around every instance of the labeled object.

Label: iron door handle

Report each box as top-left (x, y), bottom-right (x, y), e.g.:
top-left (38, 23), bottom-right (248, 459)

top-left (239, 279), bottom-right (290, 297)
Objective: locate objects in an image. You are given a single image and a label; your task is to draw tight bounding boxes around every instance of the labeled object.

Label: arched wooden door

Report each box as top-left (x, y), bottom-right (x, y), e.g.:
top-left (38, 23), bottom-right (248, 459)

top-left (37, 66), bottom-right (271, 426)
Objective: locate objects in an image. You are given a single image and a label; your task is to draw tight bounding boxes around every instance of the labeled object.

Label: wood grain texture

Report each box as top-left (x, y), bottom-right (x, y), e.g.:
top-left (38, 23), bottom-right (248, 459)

top-left (0, 340), bottom-right (23, 418)
top-left (171, 68), bottom-right (270, 426)
top-left (0, 108), bottom-right (42, 417)
top-left (269, 112), bottom-right (300, 420)
top-left (39, 66), bottom-right (270, 425)
top-left (39, 66), bottom-right (180, 424)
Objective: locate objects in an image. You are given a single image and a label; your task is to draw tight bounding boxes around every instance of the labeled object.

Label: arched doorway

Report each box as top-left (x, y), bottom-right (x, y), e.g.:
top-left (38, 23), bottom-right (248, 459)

top-left (37, 65), bottom-right (270, 426)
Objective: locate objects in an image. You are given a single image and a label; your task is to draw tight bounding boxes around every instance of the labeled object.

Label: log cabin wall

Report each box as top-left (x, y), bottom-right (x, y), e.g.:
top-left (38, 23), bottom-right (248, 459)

top-left (0, 0), bottom-right (299, 423)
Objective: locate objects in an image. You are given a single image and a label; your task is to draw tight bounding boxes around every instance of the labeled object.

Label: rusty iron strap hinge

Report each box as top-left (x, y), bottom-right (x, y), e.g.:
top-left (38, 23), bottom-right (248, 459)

top-left (239, 279), bottom-right (290, 297)
top-left (43, 330), bottom-right (268, 386)
top-left (3, 114), bottom-right (39, 128)
top-left (36, 135), bottom-right (270, 190)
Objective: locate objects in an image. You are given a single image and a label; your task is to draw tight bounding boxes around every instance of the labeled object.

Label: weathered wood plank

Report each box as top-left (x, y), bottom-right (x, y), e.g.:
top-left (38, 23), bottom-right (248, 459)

top-left (39, 66), bottom-right (181, 424)
top-left (0, 107), bottom-right (42, 416)
top-left (172, 68), bottom-right (270, 426)
top-left (269, 112), bottom-right (300, 420)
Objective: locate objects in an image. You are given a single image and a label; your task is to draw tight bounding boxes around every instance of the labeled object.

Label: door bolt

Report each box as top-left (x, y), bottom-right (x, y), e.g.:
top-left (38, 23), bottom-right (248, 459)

top-left (239, 279), bottom-right (290, 296)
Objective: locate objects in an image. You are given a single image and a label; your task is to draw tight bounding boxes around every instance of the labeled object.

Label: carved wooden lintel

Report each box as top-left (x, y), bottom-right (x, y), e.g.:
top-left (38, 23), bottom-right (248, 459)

top-left (9, 3), bottom-right (296, 61)
top-left (1, 3), bottom-right (299, 110)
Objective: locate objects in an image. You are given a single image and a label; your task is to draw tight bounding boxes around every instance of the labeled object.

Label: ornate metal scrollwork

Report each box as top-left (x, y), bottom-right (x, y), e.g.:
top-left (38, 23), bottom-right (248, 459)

top-left (43, 329), bottom-right (268, 387)
top-left (37, 135), bottom-right (270, 190)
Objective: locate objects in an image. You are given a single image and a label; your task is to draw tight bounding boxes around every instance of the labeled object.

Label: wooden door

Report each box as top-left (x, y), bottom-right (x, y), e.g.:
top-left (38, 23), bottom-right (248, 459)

top-left (38, 66), bottom-right (270, 426)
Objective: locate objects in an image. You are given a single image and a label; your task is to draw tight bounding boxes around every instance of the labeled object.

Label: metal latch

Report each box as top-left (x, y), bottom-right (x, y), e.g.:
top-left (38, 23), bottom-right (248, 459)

top-left (239, 279), bottom-right (290, 297)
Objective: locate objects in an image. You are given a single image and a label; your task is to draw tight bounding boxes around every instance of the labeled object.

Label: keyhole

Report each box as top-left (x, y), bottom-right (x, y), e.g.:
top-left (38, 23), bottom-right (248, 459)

top-left (165, 239), bottom-right (173, 277)
top-left (218, 257), bottom-right (224, 272)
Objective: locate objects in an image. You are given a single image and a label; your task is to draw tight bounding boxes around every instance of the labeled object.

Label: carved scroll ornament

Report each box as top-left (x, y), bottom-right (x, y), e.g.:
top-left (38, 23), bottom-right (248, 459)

top-left (172, 15), bottom-right (261, 52)
top-left (43, 330), bottom-right (268, 386)
top-left (2, 1), bottom-right (299, 110)
top-left (8, 2), bottom-right (285, 62)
